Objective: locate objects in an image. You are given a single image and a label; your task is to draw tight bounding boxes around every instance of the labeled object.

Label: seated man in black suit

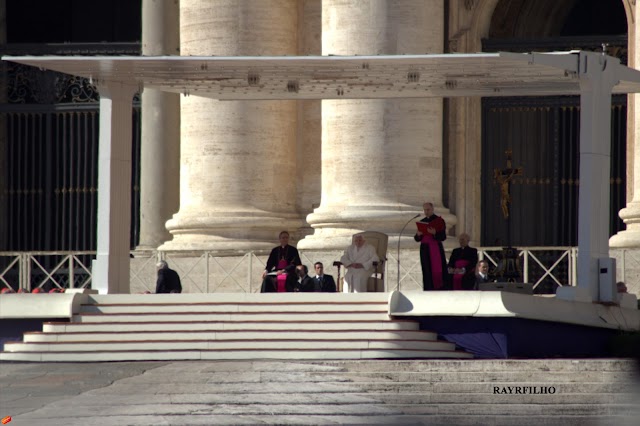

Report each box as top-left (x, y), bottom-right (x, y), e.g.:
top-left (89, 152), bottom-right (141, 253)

top-left (312, 262), bottom-right (337, 292)
top-left (294, 264), bottom-right (316, 292)
top-left (474, 260), bottom-right (491, 289)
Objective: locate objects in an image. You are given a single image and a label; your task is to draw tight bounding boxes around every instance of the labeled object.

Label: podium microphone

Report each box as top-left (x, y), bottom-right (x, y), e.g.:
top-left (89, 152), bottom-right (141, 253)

top-left (397, 213), bottom-right (421, 291)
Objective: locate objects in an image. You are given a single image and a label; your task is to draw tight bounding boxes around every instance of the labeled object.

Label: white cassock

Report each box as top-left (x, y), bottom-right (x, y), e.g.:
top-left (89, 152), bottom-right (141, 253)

top-left (340, 243), bottom-right (379, 293)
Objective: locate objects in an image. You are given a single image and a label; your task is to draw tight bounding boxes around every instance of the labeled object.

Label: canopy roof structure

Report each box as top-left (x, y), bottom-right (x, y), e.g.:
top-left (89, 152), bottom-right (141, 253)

top-left (5, 51), bottom-right (640, 100)
top-left (3, 50), bottom-right (640, 303)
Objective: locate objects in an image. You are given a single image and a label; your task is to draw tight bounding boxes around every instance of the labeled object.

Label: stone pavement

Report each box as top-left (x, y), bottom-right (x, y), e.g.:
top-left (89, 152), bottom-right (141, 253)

top-left (1, 360), bottom-right (639, 425)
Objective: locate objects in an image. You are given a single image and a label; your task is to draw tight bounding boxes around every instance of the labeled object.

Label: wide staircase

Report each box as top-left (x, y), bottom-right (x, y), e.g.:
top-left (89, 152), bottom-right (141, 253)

top-left (0, 293), bottom-right (472, 362)
top-left (5, 359), bottom-right (638, 425)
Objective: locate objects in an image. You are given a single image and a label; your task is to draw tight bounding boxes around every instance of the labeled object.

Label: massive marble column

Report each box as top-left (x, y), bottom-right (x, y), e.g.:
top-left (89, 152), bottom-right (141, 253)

top-left (299, 0), bottom-right (456, 250)
top-left (137, 0), bottom-right (180, 249)
top-left (296, 0), bottom-right (322, 238)
top-left (610, 0), bottom-right (640, 248)
top-left (161, 0), bottom-right (302, 251)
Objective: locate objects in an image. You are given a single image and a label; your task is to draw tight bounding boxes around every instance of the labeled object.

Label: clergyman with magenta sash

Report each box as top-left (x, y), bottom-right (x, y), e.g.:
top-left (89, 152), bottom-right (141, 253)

top-left (414, 202), bottom-right (448, 291)
top-left (260, 230), bottom-right (301, 293)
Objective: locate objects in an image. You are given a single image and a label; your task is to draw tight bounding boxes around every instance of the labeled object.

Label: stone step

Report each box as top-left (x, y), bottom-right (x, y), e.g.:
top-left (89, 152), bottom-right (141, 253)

top-left (72, 311), bottom-right (391, 323)
top-left (42, 320), bottom-right (419, 333)
top-left (13, 414), bottom-right (635, 426)
top-left (314, 359), bottom-right (638, 373)
top-left (87, 293), bottom-right (391, 305)
top-left (4, 338), bottom-right (457, 352)
top-left (79, 301), bottom-right (388, 314)
top-left (309, 370), bottom-right (637, 384)
top-left (10, 402), bottom-right (638, 417)
top-left (60, 390), bottom-right (639, 406)
top-left (0, 348), bottom-right (473, 362)
top-left (24, 329), bottom-right (438, 342)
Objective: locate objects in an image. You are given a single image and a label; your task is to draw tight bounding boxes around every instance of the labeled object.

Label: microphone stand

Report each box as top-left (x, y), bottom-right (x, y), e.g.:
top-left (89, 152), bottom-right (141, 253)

top-left (397, 213), bottom-right (421, 291)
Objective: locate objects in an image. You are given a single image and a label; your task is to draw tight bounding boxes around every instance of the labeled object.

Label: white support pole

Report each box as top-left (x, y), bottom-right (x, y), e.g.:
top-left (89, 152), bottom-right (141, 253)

top-left (92, 82), bottom-right (138, 294)
top-left (558, 52), bottom-right (616, 303)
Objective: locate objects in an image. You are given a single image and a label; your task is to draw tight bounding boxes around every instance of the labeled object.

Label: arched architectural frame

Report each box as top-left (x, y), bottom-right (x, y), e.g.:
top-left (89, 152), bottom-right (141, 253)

top-left (446, 0), bottom-right (636, 245)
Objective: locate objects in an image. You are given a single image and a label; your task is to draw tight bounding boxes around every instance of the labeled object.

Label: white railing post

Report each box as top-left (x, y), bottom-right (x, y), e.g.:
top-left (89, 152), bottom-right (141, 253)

top-left (23, 253), bottom-right (31, 292)
top-left (571, 247), bottom-right (578, 286)
top-left (68, 254), bottom-right (74, 289)
top-left (205, 251), bottom-right (210, 293)
top-left (523, 249), bottom-right (529, 283)
top-left (248, 251), bottom-right (253, 293)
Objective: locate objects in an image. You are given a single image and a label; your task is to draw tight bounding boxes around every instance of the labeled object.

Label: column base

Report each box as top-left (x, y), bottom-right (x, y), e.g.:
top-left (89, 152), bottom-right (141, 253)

top-left (609, 228), bottom-right (640, 248)
top-left (299, 205), bottom-right (457, 250)
top-left (160, 209), bottom-right (304, 251)
top-left (610, 203), bottom-right (640, 248)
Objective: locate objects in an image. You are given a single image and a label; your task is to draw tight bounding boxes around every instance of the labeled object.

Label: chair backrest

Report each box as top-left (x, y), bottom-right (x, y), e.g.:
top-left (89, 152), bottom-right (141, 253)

top-left (354, 231), bottom-right (388, 262)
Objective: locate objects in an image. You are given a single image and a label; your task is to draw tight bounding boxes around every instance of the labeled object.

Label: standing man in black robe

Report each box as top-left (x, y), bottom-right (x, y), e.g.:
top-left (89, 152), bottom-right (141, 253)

top-left (447, 233), bottom-right (478, 290)
top-left (155, 261), bottom-right (182, 293)
top-left (260, 230), bottom-right (302, 293)
top-left (414, 202), bottom-right (448, 291)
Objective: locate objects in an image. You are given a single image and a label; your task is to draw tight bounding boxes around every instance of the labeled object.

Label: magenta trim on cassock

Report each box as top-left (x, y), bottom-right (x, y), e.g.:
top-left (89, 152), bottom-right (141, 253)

top-left (452, 259), bottom-right (470, 290)
top-left (421, 234), bottom-right (443, 289)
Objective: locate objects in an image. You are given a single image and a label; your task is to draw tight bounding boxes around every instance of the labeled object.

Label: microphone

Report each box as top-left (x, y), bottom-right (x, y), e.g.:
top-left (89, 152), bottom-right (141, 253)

top-left (397, 213), bottom-right (421, 291)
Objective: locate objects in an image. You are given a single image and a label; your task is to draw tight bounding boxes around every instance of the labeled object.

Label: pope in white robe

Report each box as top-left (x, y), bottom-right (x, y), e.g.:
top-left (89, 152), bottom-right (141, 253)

top-left (340, 234), bottom-right (379, 293)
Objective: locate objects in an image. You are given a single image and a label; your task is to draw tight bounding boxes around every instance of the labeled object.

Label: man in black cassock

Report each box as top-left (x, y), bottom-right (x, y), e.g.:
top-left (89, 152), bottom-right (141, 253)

top-left (447, 233), bottom-right (478, 290)
top-left (155, 261), bottom-right (182, 293)
top-left (260, 230), bottom-right (302, 293)
top-left (414, 202), bottom-right (448, 291)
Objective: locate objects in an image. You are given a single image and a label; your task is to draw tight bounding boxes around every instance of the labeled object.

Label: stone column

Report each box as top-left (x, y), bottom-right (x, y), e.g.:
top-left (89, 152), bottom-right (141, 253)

top-left (610, 1), bottom-right (640, 248)
top-left (296, 0), bottom-right (322, 239)
top-left (161, 0), bottom-right (301, 251)
top-left (137, 0), bottom-right (181, 249)
top-left (443, 0), bottom-right (488, 244)
top-left (299, 0), bottom-right (456, 250)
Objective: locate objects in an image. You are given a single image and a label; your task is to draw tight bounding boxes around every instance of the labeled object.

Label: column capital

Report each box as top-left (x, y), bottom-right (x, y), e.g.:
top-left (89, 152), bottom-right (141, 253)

top-left (96, 81), bottom-right (140, 100)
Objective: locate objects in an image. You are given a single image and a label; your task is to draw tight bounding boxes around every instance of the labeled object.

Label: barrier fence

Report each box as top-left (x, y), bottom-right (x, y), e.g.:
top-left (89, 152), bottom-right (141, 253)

top-left (0, 247), bottom-right (585, 293)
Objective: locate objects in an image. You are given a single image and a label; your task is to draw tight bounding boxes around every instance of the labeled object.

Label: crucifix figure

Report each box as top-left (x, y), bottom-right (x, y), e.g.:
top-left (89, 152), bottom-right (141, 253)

top-left (494, 149), bottom-right (523, 219)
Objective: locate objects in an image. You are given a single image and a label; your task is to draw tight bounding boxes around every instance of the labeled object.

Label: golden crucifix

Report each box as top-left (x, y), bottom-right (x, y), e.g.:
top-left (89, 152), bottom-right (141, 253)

top-left (494, 149), bottom-right (523, 219)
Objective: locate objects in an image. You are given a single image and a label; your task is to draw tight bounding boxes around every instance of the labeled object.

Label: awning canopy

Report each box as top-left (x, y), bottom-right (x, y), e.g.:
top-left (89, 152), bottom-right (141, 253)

top-left (3, 50), bottom-right (639, 300)
top-left (5, 51), bottom-right (640, 100)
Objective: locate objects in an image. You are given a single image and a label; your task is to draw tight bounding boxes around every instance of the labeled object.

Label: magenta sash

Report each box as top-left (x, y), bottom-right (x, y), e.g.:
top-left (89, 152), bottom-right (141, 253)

top-left (452, 259), bottom-right (470, 290)
top-left (276, 259), bottom-right (288, 292)
top-left (276, 274), bottom-right (287, 292)
top-left (421, 234), bottom-right (444, 289)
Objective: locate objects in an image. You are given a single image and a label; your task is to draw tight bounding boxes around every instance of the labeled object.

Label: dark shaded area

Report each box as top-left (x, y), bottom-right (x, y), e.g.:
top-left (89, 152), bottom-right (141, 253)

top-left (6, 0), bottom-right (141, 43)
top-left (562, 0), bottom-right (628, 37)
top-left (420, 316), bottom-right (619, 359)
top-left (0, 318), bottom-right (69, 350)
top-left (480, 96), bottom-right (627, 248)
top-left (489, 0), bottom-right (626, 38)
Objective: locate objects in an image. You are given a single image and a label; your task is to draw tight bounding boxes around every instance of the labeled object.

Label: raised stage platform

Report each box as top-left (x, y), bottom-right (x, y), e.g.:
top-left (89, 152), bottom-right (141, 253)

top-left (0, 291), bottom-right (638, 361)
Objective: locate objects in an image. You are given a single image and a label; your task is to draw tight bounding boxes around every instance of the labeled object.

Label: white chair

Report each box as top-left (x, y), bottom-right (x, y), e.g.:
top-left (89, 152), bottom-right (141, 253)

top-left (333, 231), bottom-right (388, 292)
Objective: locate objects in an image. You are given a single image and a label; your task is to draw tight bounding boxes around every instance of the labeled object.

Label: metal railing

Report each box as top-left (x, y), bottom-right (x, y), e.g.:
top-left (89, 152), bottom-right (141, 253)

top-left (1, 247), bottom-right (579, 293)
